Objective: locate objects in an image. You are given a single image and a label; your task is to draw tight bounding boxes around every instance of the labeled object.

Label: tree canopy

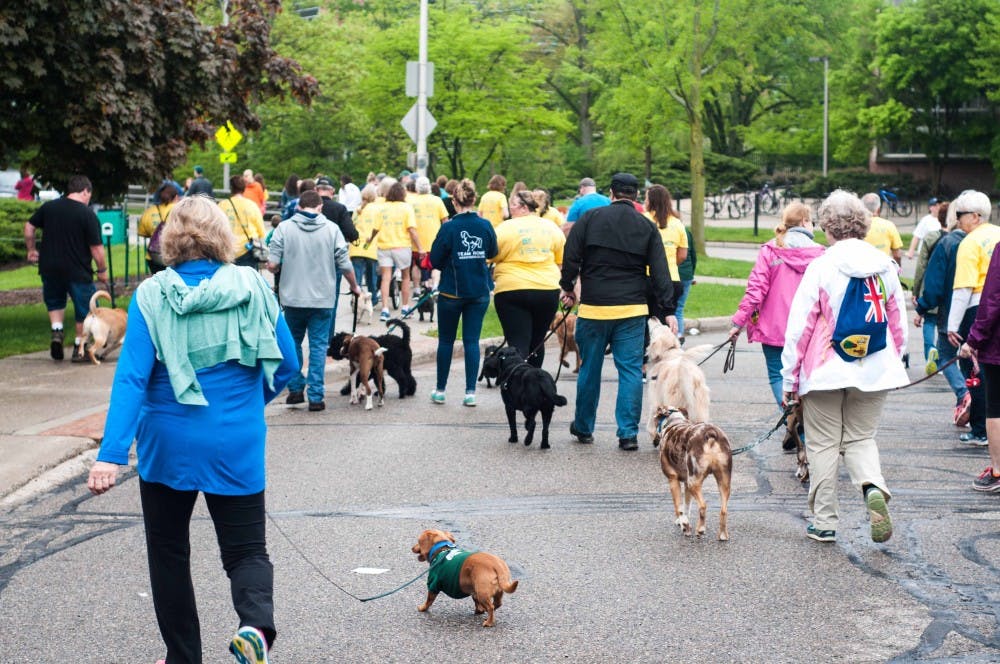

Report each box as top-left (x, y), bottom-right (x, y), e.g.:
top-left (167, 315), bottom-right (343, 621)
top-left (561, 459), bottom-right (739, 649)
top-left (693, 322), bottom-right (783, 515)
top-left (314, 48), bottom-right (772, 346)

top-left (0, 0), bottom-right (316, 200)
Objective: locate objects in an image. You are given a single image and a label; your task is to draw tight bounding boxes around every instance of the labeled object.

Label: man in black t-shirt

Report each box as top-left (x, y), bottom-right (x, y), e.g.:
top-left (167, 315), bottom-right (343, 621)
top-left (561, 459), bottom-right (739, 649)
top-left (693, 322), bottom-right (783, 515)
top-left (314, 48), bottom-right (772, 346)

top-left (24, 175), bottom-right (109, 361)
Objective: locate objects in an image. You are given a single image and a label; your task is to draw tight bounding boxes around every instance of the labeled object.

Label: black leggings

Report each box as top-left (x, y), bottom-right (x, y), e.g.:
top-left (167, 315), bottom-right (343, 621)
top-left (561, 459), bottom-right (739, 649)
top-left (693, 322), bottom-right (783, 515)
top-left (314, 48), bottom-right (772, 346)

top-left (140, 479), bottom-right (275, 664)
top-left (983, 361), bottom-right (999, 419)
top-left (494, 289), bottom-right (559, 368)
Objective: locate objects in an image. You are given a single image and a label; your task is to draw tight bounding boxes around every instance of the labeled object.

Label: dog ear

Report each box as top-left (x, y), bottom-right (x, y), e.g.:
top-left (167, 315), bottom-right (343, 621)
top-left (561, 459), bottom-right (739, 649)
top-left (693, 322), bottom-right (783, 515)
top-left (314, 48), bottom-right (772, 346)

top-left (678, 407), bottom-right (689, 418)
top-left (444, 531), bottom-right (456, 543)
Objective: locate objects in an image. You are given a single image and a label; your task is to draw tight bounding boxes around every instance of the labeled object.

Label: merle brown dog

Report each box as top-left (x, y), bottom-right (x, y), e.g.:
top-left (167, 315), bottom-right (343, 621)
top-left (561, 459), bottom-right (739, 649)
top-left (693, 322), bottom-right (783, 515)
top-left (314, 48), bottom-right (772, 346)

top-left (481, 346), bottom-right (567, 449)
top-left (781, 401), bottom-right (809, 483)
top-left (653, 406), bottom-right (732, 541)
top-left (330, 319), bottom-right (416, 398)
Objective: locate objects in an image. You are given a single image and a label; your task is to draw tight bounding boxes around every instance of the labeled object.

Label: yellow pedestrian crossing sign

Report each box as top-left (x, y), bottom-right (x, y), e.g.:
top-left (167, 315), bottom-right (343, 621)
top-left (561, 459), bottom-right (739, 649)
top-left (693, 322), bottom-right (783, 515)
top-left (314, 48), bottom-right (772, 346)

top-left (215, 121), bottom-right (243, 152)
top-left (219, 152), bottom-right (238, 164)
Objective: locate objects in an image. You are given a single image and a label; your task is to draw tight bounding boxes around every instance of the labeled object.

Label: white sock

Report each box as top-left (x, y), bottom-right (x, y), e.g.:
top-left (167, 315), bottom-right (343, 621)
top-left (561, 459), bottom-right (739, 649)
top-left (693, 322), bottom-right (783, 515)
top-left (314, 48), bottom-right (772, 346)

top-left (51, 324), bottom-right (63, 331)
top-left (74, 337), bottom-right (82, 346)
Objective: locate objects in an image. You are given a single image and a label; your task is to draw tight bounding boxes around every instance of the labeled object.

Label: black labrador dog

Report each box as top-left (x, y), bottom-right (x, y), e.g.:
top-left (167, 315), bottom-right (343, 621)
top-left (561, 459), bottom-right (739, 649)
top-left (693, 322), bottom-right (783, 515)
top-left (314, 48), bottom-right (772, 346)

top-left (481, 346), bottom-right (567, 449)
top-left (329, 319), bottom-right (416, 398)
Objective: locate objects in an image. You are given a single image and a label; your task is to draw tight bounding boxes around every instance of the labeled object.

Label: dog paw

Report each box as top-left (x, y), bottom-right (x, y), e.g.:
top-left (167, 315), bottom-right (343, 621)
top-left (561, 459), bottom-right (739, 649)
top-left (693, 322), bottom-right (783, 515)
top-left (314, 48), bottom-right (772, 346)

top-left (540, 441), bottom-right (550, 450)
top-left (508, 435), bottom-right (518, 443)
top-left (674, 514), bottom-right (689, 528)
top-left (417, 604), bottom-right (429, 613)
top-left (718, 531), bottom-right (729, 542)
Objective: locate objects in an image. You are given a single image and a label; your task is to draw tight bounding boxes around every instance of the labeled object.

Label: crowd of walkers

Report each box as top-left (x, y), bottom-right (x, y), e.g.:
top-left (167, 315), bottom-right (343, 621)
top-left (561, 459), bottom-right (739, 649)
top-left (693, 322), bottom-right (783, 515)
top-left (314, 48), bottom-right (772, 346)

top-left (22, 162), bottom-right (998, 664)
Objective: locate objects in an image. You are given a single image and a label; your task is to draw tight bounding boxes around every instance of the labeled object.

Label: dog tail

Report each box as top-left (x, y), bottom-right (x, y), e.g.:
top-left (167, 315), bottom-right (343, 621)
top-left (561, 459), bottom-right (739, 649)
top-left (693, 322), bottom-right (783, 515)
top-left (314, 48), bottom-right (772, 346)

top-left (502, 578), bottom-right (518, 594)
top-left (375, 346), bottom-right (387, 356)
top-left (681, 343), bottom-right (715, 363)
top-left (541, 375), bottom-right (568, 407)
top-left (89, 289), bottom-right (112, 311)
top-left (386, 319), bottom-right (410, 344)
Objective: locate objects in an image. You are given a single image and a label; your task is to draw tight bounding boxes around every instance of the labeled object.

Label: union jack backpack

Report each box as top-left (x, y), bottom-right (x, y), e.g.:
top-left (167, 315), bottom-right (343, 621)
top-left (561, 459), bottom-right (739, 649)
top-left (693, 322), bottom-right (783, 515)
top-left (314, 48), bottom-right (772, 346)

top-left (831, 274), bottom-right (888, 362)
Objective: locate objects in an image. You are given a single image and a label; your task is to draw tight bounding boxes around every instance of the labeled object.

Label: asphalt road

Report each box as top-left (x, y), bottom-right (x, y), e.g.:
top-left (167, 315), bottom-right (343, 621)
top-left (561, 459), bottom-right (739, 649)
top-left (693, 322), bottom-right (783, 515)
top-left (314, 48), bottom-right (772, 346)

top-left (1, 328), bottom-right (999, 663)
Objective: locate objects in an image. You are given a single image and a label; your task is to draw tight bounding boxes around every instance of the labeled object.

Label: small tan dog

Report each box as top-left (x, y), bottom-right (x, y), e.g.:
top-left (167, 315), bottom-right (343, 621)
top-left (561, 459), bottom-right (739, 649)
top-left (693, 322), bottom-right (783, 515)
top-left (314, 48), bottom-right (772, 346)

top-left (550, 311), bottom-right (580, 373)
top-left (782, 401), bottom-right (809, 483)
top-left (81, 290), bottom-right (128, 365)
top-left (338, 334), bottom-right (386, 410)
top-left (646, 318), bottom-right (712, 430)
top-left (356, 290), bottom-right (374, 325)
top-left (653, 406), bottom-right (733, 541)
top-left (411, 529), bottom-right (518, 627)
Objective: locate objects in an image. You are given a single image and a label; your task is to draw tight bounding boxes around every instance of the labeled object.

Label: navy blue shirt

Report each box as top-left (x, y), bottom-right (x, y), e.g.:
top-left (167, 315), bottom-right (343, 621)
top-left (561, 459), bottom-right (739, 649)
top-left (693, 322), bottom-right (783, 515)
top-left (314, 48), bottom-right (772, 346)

top-left (430, 212), bottom-right (498, 298)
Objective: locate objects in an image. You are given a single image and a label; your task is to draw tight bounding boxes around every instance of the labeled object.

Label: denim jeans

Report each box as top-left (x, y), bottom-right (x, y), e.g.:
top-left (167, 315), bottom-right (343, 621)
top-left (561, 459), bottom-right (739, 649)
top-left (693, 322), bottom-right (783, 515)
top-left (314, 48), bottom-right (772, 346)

top-left (352, 257), bottom-right (379, 304)
top-left (761, 343), bottom-right (785, 408)
top-left (936, 330), bottom-right (968, 402)
top-left (435, 294), bottom-right (490, 393)
top-left (921, 318), bottom-right (937, 361)
top-left (573, 315), bottom-right (646, 439)
top-left (140, 479), bottom-right (275, 664)
top-left (283, 306), bottom-right (335, 403)
top-left (675, 280), bottom-right (693, 336)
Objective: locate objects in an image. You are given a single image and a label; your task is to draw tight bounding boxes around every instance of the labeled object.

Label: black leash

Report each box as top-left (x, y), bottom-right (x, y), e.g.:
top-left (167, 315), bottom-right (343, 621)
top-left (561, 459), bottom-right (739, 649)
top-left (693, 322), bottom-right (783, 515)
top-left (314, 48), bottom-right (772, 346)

top-left (351, 293), bottom-right (358, 334)
top-left (892, 356), bottom-right (959, 390)
top-left (697, 339), bottom-right (737, 373)
top-left (266, 512), bottom-right (427, 602)
top-left (730, 403), bottom-right (796, 455)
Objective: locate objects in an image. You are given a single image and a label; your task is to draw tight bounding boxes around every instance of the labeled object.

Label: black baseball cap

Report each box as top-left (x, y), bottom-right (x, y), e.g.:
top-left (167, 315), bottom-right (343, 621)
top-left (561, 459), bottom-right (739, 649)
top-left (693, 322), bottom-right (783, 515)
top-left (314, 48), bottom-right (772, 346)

top-left (610, 172), bottom-right (639, 192)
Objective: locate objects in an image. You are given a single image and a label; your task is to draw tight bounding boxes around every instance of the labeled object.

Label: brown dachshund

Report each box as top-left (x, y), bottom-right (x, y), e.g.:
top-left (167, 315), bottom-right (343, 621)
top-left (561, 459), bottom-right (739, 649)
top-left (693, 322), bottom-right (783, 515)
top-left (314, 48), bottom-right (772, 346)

top-left (339, 334), bottom-right (386, 410)
top-left (654, 406), bottom-right (732, 541)
top-left (550, 311), bottom-right (580, 373)
top-left (411, 529), bottom-right (518, 627)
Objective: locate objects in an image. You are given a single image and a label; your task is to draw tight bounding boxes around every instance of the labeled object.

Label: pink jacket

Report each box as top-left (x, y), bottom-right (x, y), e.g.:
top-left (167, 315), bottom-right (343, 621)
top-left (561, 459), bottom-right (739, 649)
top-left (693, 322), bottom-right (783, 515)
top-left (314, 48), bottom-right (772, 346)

top-left (732, 238), bottom-right (825, 347)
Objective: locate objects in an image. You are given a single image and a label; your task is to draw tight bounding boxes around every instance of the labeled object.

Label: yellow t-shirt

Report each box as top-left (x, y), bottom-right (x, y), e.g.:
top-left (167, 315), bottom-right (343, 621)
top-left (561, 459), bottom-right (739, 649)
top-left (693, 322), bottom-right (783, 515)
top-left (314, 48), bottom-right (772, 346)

top-left (478, 190), bottom-right (508, 228)
top-left (579, 304), bottom-right (649, 320)
top-left (374, 201), bottom-right (416, 249)
top-left (645, 213), bottom-right (687, 281)
top-left (492, 215), bottom-right (566, 294)
top-left (138, 202), bottom-right (175, 238)
top-left (864, 216), bottom-right (903, 256)
top-left (953, 223), bottom-right (1000, 292)
top-left (219, 196), bottom-right (266, 258)
top-left (410, 193), bottom-right (448, 252)
top-left (350, 205), bottom-right (378, 260)
top-left (542, 207), bottom-right (565, 228)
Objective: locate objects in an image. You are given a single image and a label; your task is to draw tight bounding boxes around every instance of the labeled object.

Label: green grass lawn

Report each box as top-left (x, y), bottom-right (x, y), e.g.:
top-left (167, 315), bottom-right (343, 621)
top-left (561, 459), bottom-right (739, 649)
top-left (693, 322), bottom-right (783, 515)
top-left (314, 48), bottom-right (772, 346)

top-left (0, 245), bottom-right (144, 290)
top-left (695, 255), bottom-right (753, 279)
top-left (703, 224), bottom-right (912, 246)
top-left (0, 294), bottom-right (133, 359)
top-left (424, 303), bottom-right (502, 340)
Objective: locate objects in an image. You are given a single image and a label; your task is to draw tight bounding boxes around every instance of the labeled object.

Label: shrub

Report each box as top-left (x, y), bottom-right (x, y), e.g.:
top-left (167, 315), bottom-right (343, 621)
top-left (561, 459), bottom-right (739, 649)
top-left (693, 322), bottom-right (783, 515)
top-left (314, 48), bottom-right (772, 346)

top-left (0, 200), bottom-right (40, 265)
top-left (798, 169), bottom-right (925, 199)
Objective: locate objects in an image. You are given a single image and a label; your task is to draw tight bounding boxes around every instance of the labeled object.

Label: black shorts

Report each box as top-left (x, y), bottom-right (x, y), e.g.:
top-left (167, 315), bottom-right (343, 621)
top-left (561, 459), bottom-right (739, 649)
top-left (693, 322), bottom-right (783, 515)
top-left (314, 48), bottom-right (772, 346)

top-left (983, 362), bottom-right (1000, 419)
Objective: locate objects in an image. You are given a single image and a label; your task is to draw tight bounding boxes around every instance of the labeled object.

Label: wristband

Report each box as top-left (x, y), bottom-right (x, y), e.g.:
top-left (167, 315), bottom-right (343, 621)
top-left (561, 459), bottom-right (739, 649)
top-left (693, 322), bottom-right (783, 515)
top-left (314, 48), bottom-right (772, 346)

top-left (97, 268), bottom-right (108, 273)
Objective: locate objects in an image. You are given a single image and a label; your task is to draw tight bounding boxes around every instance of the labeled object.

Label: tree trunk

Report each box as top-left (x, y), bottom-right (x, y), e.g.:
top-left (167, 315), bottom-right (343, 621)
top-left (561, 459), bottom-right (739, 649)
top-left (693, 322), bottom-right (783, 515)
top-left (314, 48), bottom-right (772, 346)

top-left (645, 145), bottom-right (652, 183)
top-left (688, 2), bottom-right (707, 257)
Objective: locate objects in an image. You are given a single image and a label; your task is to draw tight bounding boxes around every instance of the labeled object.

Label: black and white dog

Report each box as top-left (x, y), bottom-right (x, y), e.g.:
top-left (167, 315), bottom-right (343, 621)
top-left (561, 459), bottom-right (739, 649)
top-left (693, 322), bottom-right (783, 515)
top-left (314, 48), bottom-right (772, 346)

top-left (329, 319), bottom-right (417, 398)
top-left (480, 346), bottom-right (567, 449)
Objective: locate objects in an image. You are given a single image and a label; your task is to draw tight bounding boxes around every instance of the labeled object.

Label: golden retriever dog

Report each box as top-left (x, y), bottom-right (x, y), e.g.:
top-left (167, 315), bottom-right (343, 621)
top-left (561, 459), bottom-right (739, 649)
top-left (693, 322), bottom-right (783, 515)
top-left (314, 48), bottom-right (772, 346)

top-left (653, 406), bottom-right (733, 541)
top-left (645, 319), bottom-right (712, 434)
top-left (411, 529), bottom-right (518, 628)
top-left (550, 311), bottom-right (580, 373)
top-left (81, 290), bottom-right (128, 365)
top-left (338, 333), bottom-right (386, 410)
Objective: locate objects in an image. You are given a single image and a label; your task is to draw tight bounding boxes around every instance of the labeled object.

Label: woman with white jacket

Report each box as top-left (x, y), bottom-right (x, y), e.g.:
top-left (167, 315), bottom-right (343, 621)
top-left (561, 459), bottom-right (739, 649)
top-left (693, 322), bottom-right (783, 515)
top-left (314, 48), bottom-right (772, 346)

top-left (782, 190), bottom-right (909, 545)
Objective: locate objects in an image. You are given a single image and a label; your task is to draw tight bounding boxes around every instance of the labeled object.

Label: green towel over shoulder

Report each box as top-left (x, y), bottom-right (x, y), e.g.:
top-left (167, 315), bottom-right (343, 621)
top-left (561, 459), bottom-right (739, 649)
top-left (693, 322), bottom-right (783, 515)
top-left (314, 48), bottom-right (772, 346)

top-left (136, 263), bottom-right (285, 406)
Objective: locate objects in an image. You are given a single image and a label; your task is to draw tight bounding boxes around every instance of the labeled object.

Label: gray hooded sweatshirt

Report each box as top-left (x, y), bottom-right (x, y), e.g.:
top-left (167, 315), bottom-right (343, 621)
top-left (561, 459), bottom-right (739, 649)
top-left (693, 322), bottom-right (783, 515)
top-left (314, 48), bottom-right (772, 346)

top-left (268, 210), bottom-right (352, 308)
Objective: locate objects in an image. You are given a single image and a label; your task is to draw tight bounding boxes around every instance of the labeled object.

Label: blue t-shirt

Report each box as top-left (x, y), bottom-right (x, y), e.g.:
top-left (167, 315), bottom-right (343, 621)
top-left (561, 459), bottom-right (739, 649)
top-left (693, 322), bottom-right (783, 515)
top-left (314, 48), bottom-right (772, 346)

top-left (98, 260), bottom-right (299, 495)
top-left (566, 192), bottom-right (610, 222)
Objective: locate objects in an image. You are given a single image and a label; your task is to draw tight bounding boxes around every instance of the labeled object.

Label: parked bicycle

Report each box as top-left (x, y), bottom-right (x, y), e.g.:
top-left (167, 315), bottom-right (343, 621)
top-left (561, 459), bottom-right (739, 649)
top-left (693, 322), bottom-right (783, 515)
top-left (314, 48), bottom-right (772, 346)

top-left (757, 182), bottom-right (780, 215)
top-left (707, 186), bottom-right (752, 219)
top-left (878, 186), bottom-right (913, 218)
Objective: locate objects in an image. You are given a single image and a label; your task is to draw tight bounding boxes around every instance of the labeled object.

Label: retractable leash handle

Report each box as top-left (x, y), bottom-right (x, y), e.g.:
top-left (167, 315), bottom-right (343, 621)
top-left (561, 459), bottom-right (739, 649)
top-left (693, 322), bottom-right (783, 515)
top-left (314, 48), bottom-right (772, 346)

top-left (967, 355), bottom-right (982, 388)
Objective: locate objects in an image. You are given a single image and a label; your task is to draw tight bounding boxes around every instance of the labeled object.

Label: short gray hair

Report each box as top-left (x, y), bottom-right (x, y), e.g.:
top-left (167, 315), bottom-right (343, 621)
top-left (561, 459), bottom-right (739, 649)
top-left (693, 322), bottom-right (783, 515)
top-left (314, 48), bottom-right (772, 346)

top-left (860, 192), bottom-right (881, 214)
top-left (818, 190), bottom-right (871, 241)
top-left (377, 176), bottom-right (397, 199)
top-left (950, 189), bottom-right (992, 219)
top-left (415, 176), bottom-right (431, 194)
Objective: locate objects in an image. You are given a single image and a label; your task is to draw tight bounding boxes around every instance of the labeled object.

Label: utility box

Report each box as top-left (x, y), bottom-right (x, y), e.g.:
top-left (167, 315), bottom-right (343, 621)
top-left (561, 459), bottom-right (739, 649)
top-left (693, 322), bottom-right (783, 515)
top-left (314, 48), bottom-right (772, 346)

top-left (97, 208), bottom-right (127, 244)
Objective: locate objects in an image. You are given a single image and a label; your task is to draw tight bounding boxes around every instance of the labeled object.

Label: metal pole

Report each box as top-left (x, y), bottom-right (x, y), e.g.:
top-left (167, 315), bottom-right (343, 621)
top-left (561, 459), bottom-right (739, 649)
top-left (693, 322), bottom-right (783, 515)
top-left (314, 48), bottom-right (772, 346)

top-left (822, 56), bottom-right (829, 177)
top-left (417, 0), bottom-right (428, 177)
top-left (221, 0), bottom-right (230, 192)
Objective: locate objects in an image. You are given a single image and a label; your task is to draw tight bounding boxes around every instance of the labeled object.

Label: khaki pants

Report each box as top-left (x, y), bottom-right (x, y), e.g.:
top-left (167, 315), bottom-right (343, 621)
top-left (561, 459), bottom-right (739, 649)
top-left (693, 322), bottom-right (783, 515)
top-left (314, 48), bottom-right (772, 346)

top-left (802, 388), bottom-right (891, 531)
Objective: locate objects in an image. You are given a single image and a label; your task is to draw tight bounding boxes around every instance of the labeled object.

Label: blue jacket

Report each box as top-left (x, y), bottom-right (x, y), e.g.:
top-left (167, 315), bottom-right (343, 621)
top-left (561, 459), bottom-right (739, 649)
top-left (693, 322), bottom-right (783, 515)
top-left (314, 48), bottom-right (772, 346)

top-left (98, 260), bottom-right (299, 495)
top-left (430, 211), bottom-right (498, 298)
top-left (916, 229), bottom-right (966, 327)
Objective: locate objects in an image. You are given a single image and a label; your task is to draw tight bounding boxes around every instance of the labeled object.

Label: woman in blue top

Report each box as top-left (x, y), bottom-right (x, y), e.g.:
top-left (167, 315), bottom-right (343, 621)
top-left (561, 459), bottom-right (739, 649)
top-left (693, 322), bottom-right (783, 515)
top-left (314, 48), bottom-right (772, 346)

top-left (87, 195), bottom-right (299, 664)
top-left (428, 178), bottom-right (498, 406)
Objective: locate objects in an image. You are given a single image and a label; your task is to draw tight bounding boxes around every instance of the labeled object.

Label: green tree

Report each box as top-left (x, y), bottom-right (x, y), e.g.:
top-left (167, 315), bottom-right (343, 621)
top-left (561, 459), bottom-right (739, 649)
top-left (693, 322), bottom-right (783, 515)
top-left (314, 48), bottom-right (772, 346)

top-left (0, 0), bottom-right (316, 200)
top-left (865, 0), bottom-right (994, 191)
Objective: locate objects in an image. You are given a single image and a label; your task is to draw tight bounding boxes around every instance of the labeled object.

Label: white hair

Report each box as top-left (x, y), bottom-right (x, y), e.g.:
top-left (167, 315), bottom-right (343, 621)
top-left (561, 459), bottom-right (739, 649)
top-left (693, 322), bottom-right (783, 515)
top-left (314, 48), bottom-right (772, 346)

top-left (377, 177), bottom-right (397, 198)
top-left (818, 189), bottom-right (871, 241)
top-left (416, 176), bottom-right (431, 194)
top-left (951, 190), bottom-right (992, 219)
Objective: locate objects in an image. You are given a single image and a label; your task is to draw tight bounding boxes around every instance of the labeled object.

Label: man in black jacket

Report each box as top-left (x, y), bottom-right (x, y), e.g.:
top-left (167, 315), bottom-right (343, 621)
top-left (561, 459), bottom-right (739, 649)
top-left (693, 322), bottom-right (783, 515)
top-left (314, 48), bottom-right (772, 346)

top-left (317, 176), bottom-right (358, 319)
top-left (559, 172), bottom-right (675, 451)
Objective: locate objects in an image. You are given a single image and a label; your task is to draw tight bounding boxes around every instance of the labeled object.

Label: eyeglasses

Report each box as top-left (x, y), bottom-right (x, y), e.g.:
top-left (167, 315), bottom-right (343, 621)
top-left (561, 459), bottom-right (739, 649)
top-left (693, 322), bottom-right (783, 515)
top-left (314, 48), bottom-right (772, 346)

top-left (955, 211), bottom-right (977, 218)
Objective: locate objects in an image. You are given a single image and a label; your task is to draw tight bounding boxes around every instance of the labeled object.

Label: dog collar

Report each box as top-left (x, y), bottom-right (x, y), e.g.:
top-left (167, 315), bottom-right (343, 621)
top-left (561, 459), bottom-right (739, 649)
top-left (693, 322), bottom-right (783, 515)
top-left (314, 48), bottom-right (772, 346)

top-left (428, 540), bottom-right (457, 563)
